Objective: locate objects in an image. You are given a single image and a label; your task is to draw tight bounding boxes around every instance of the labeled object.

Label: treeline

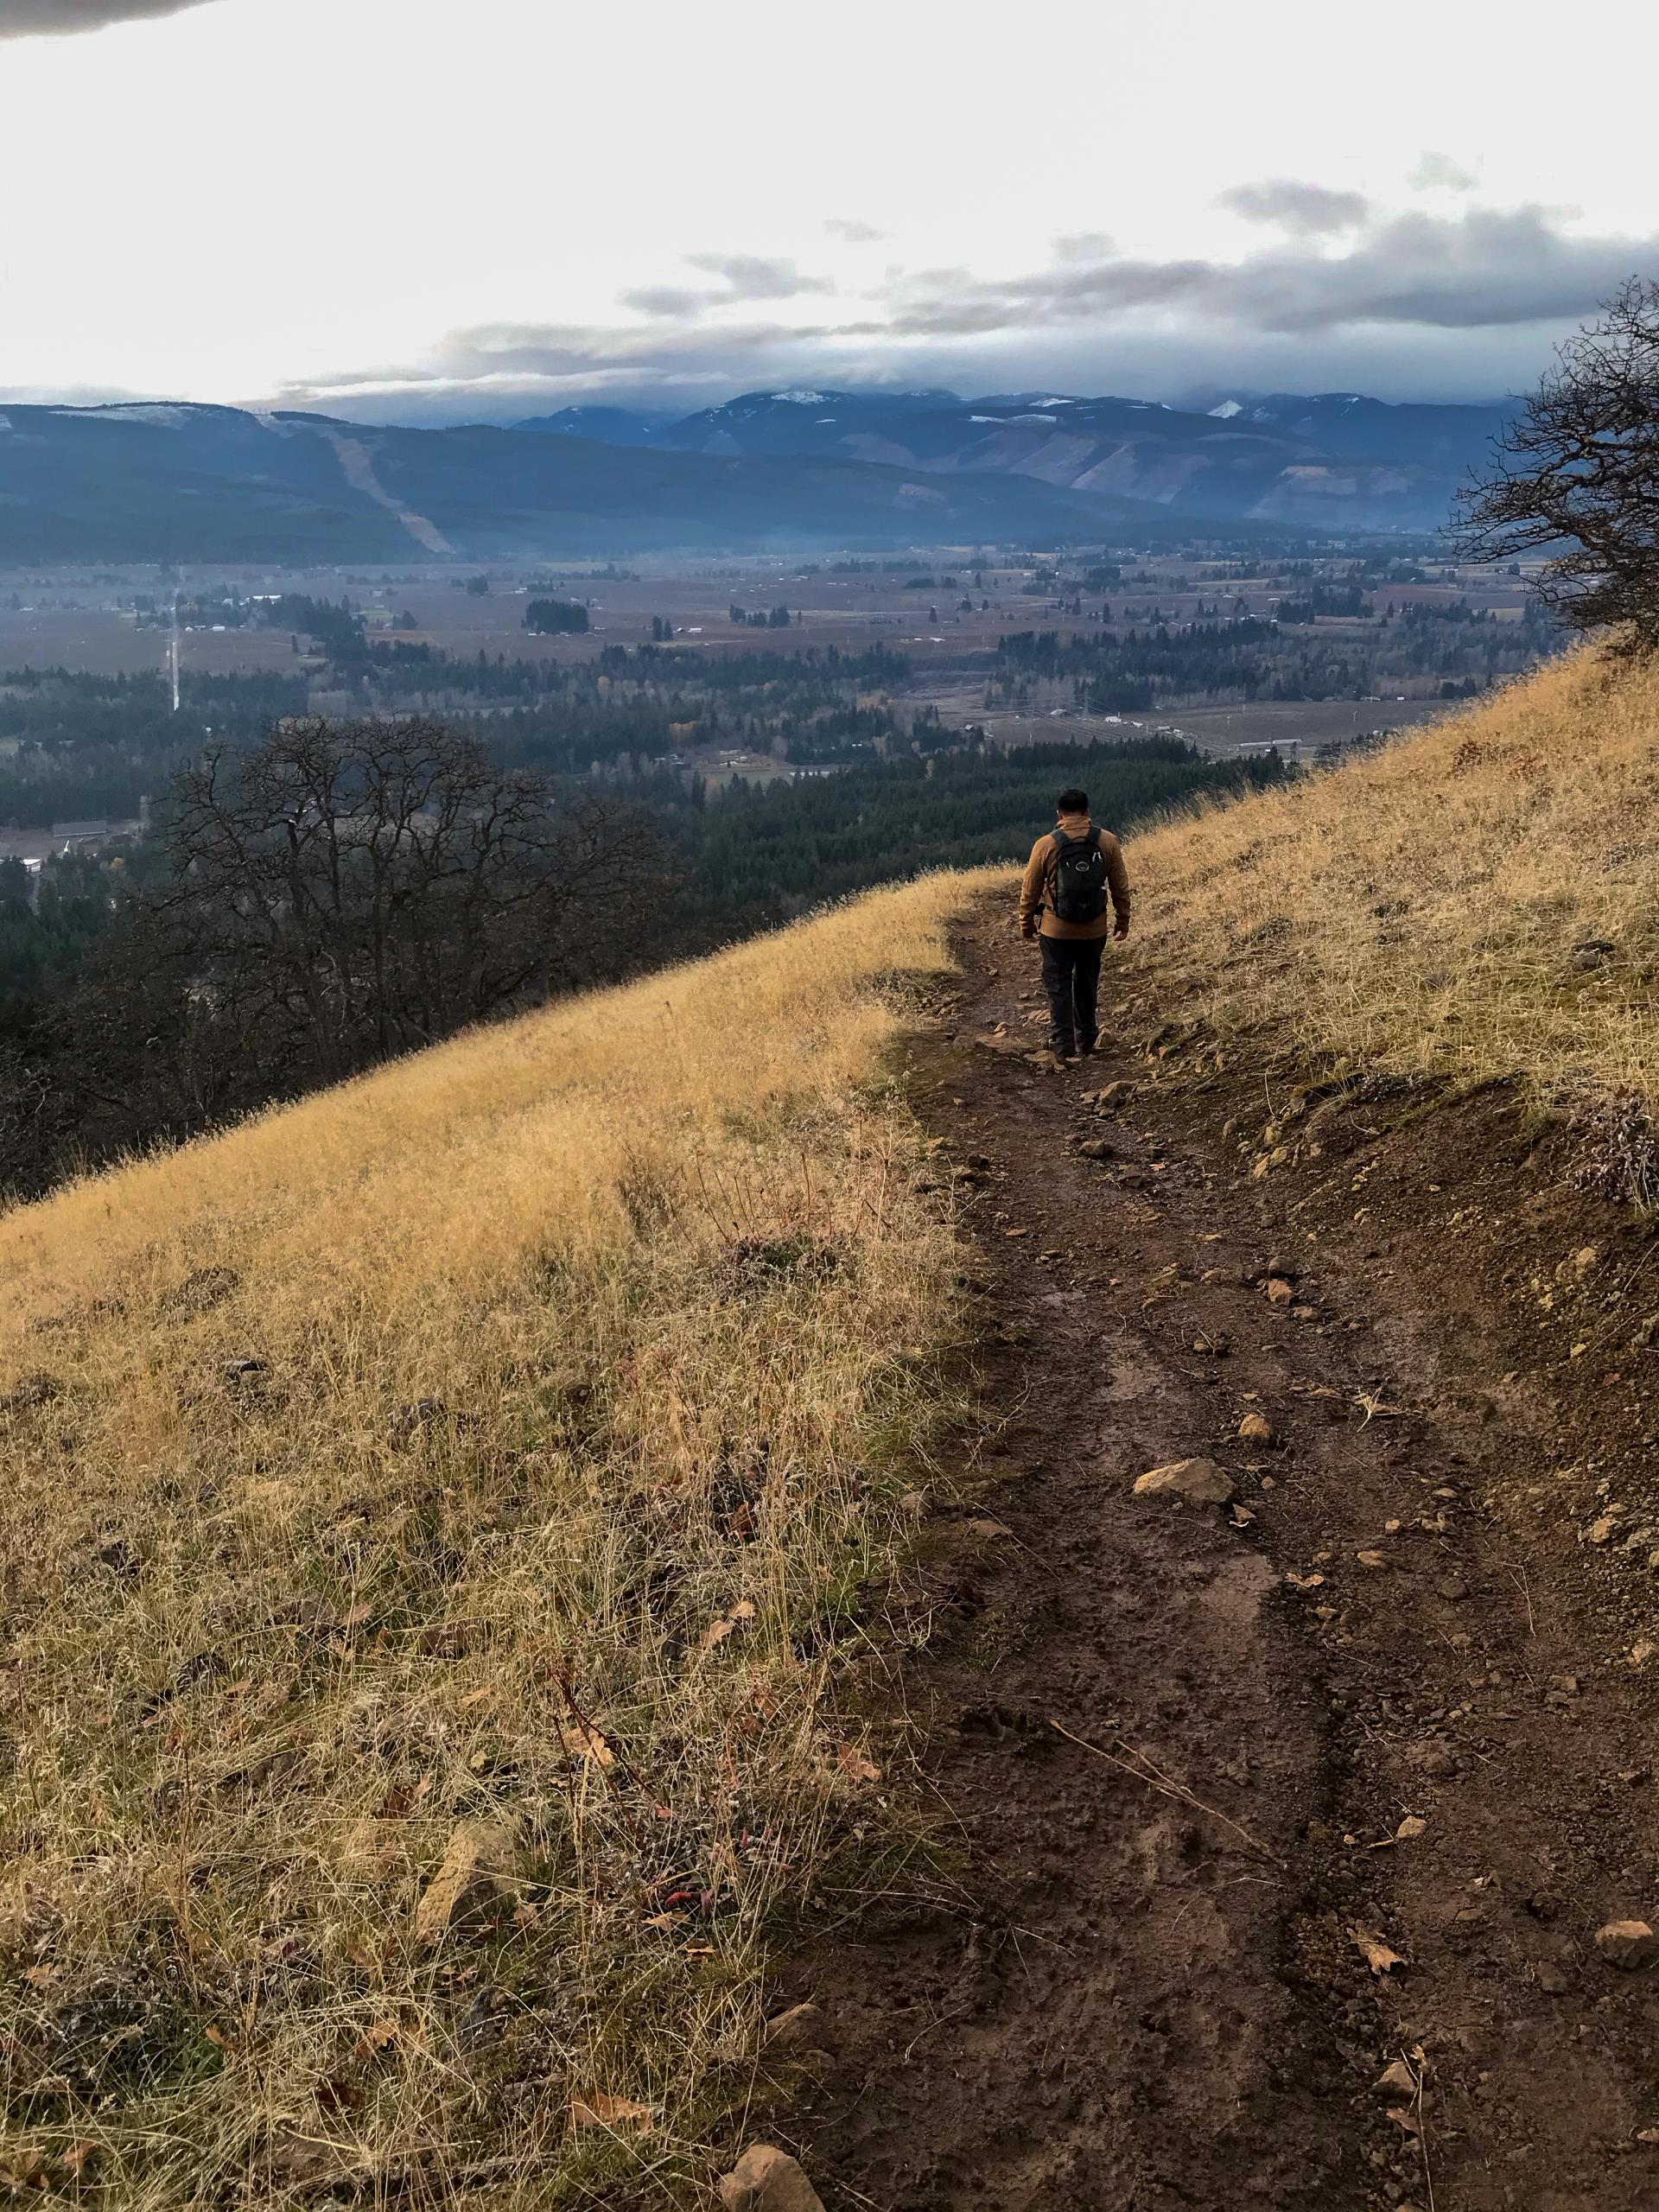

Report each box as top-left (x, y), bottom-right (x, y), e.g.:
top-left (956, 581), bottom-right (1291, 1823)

top-left (997, 620), bottom-right (1279, 710)
top-left (0, 636), bottom-right (917, 824)
top-left (0, 667), bottom-right (310, 823)
top-left (992, 601), bottom-right (1559, 710)
top-left (657, 736), bottom-right (1288, 920)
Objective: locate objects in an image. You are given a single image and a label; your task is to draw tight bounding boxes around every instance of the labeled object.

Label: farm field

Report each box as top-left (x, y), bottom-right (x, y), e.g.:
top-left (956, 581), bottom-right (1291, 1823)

top-left (0, 545), bottom-right (1550, 765)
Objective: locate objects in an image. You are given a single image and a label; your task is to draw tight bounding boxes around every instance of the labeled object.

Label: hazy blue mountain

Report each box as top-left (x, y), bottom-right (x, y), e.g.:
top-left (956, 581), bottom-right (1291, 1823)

top-left (520, 385), bottom-right (1515, 531)
top-left (0, 401), bottom-right (1178, 563)
top-left (512, 404), bottom-right (683, 448)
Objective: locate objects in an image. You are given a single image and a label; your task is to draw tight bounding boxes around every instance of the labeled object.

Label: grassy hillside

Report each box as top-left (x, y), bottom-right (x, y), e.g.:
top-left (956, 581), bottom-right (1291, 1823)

top-left (1129, 647), bottom-right (1659, 1132)
top-left (0, 880), bottom-right (987, 2204)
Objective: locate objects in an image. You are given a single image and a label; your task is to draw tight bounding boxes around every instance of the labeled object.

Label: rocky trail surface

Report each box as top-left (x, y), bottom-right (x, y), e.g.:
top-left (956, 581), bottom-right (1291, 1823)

top-left (778, 899), bottom-right (1659, 2212)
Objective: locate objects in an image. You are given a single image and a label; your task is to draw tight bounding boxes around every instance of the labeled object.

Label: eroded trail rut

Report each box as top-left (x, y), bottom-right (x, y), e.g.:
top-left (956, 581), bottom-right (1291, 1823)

top-left (787, 904), bottom-right (1659, 2212)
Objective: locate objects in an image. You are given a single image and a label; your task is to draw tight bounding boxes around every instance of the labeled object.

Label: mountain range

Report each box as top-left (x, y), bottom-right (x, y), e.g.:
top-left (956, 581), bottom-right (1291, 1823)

top-left (521, 387), bottom-right (1514, 533)
top-left (0, 385), bottom-right (1510, 565)
top-left (0, 401), bottom-right (1179, 564)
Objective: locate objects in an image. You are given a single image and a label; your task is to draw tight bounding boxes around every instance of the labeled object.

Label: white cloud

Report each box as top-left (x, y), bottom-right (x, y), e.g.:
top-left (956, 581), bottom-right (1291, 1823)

top-left (1411, 149), bottom-right (1479, 193)
top-left (0, 0), bottom-right (219, 34)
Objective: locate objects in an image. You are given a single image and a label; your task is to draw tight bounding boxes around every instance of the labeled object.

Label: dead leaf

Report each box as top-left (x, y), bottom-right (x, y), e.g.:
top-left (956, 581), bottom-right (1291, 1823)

top-left (352, 2018), bottom-right (401, 2063)
top-left (1353, 1926), bottom-right (1407, 1975)
top-left (204, 2023), bottom-right (238, 2050)
top-left (556, 1713), bottom-right (615, 1768)
top-left (834, 1743), bottom-right (881, 1784)
top-left (1356, 1549), bottom-right (1388, 1570)
top-left (413, 1825), bottom-right (482, 1946)
top-left (1286, 1572), bottom-right (1325, 1591)
top-left (570, 2093), bottom-right (654, 2133)
top-left (458, 1686), bottom-right (497, 1710)
top-left (22, 1965), bottom-right (56, 1989)
top-left (643, 1910), bottom-right (688, 1932)
top-left (61, 2142), bottom-right (99, 2179)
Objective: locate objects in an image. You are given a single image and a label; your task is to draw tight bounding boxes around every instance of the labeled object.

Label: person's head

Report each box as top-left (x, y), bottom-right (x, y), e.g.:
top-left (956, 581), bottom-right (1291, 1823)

top-left (1056, 786), bottom-right (1089, 818)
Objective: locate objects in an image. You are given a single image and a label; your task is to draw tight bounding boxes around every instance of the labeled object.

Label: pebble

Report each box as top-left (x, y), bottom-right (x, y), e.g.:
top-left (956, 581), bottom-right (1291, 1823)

top-left (1407, 1738), bottom-right (1459, 1778)
top-left (763, 2003), bottom-right (823, 2050)
top-left (1131, 1456), bottom-right (1236, 1507)
top-left (1595, 1921), bottom-right (1658, 1970)
top-left (719, 2146), bottom-right (827, 2212)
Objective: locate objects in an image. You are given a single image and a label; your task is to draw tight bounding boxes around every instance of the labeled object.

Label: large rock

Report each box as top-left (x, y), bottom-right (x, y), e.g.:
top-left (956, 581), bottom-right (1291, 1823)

top-left (718, 2145), bottom-right (826, 2212)
top-left (1594, 1919), bottom-right (1658, 1969)
top-left (1132, 1457), bottom-right (1236, 1507)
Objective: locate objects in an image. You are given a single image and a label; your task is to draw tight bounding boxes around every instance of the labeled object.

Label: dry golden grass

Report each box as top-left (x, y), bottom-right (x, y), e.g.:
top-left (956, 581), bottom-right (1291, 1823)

top-left (0, 873), bottom-right (992, 2206)
top-left (1128, 647), bottom-right (1659, 1116)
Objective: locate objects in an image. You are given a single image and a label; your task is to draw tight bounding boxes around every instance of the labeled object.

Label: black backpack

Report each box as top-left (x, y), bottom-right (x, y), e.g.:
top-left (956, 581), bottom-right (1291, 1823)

top-left (1051, 826), bottom-right (1107, 925)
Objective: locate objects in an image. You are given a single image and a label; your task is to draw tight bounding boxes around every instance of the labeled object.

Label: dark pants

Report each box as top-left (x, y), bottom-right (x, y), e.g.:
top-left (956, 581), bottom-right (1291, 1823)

top-left (1040, 934), bottom-right (1104, 1056)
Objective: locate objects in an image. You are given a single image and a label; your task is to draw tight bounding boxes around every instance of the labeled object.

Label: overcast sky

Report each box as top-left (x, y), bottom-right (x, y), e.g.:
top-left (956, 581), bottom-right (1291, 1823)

top-left (2, 0), bottom-right (1655, 420)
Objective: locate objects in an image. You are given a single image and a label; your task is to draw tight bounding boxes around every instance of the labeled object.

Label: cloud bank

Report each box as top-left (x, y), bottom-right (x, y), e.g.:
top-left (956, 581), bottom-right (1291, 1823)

top-left (0, 0), bottom-right (219, 34)
top-left (1217, 179), bottom-right (1372, 234)
top-left (275, 191), bottom-right (1656, 422)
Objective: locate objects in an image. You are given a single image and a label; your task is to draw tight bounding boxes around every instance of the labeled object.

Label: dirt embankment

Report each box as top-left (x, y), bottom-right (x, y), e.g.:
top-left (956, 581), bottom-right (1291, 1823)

top-left (777, 898), bottom-right (1659, 2212)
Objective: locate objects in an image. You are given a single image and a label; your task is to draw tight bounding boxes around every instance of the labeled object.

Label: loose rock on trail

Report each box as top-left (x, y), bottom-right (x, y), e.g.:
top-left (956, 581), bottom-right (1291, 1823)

top-left (780, 899), bottom-right (1659, 2211)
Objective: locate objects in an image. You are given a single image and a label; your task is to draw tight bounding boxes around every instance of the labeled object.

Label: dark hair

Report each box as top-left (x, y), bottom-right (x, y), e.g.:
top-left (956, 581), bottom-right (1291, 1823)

top-left (1056, 787), bottom-right (1089, 815)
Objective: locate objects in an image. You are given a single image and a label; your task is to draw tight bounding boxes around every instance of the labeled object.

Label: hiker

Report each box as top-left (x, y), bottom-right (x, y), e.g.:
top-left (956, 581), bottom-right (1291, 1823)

top-left (1019, 786), bottom-right (1131, 1063)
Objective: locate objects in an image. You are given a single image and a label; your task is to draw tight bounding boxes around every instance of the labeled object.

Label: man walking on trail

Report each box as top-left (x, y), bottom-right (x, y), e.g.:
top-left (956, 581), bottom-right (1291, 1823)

top-left (1019, 786), bottom-right (1132, 1064)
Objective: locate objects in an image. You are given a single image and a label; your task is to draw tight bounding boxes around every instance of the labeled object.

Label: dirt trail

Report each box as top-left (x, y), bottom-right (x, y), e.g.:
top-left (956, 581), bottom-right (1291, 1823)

top-left (785, 899), bottom-right (1659, 2211)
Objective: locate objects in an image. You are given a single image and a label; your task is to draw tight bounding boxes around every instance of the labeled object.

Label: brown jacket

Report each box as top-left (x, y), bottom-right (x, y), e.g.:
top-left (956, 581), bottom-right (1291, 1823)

top-left (1019, 814), bottom-right (1132, 940)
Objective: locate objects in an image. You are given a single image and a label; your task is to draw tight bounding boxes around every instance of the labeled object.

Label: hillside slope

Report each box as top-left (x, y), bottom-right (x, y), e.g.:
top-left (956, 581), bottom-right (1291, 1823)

top-left (524, 386), bottom-right (1512, 532)
top-left (0, 404), bottom-right (1166, 563)
top-left (1128, 645), bottom-right (1659, 1122)
top-left (0, 882), bottom-right (983, 2202)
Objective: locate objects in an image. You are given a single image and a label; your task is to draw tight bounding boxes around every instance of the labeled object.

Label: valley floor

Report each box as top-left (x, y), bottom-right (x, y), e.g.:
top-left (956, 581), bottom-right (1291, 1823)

top-left (780, 898), bottom-right (1659, 2211)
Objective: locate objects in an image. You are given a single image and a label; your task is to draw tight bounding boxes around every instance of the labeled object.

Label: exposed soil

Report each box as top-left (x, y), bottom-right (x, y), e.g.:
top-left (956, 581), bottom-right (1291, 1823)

top-left (780, 897), bottom-right (1659, 2210)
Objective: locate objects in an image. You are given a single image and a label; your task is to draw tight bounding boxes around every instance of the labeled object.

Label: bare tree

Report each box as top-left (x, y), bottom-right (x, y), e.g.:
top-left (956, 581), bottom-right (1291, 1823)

top-left (137, 716), bottom-right (645, 1086)
top-left (1454, 278), bottom-right (1659, 656)
top-left (0, 721), bottom-right (667, 1202)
